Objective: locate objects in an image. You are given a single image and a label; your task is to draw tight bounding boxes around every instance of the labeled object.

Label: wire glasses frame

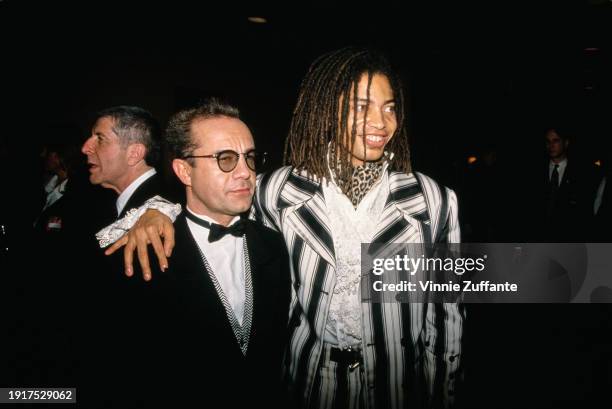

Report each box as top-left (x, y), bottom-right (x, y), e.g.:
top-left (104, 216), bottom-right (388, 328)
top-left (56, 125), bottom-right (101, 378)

top-left (183, 150), bottom-right (267, 173)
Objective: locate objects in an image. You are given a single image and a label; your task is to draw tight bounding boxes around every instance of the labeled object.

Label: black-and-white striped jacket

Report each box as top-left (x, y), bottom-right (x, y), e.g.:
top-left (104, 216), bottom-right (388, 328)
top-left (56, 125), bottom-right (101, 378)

top-left (254, 166), bottom-right (464, 409)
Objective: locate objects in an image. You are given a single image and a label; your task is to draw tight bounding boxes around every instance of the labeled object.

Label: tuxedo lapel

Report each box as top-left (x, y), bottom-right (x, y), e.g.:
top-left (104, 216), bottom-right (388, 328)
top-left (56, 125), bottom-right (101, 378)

top-left (171, 216), bottom-right (244, 357)
top-left (244, 221), bottom-right (275, 285)
top-left (244, 221), bottom-right (274, 345)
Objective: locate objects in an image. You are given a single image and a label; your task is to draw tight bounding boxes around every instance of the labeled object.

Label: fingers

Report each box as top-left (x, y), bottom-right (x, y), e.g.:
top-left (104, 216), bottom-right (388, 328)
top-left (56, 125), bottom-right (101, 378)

top-left (123, 235), bottom-right (136, 278)
top-left (162, 221), bottom-right (176, 258)
top-left (105, 235), bottom-right (128, 256)
top-left (148, 225), bottom-right (168, 272)
top-left (106, 208), bottom-right (177, 282)
top-left (134, 227), bottom-right (153, 281)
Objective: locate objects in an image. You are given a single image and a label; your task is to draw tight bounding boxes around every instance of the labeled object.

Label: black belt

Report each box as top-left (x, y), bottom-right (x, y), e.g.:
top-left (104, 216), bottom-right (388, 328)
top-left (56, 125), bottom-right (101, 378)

top-left (329, 346), bottom-right (362, 371)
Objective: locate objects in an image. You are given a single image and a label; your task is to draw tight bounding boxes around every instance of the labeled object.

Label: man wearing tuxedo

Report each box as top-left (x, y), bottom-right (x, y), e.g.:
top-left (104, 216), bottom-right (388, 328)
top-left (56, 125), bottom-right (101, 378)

top-left (105, 48), bottom-right (463, 409)
top-left (140, 99), bottom-right (290, 407)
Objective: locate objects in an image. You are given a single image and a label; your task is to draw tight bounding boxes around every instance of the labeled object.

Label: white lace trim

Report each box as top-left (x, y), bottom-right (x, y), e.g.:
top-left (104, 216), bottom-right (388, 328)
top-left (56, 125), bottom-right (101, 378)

top-left (95, 195), bottom-right (182, 248)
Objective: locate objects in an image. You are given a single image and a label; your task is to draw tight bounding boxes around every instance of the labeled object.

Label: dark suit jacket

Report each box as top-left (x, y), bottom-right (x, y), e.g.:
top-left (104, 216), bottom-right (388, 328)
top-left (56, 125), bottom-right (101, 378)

top-left (118, 172), bottom-right (168, 219)
top-left (138, 214), bottom-right (292, 408)
top-left (543, 160), bottom-right (596, 241)
top-left (72, 172), bottom-right (174, 408)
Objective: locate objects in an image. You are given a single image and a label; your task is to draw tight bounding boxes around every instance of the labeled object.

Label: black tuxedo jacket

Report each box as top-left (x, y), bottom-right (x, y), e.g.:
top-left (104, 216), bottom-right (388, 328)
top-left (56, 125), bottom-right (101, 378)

top-left (141, 214), bottom-right (292, 408)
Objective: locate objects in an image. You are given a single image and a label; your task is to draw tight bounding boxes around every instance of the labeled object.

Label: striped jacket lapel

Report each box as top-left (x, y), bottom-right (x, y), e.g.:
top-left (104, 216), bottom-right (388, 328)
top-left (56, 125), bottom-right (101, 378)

top-left (279, 170), bottom-right (336, 268)
top-left (369, 171), bottom-right (430, 257)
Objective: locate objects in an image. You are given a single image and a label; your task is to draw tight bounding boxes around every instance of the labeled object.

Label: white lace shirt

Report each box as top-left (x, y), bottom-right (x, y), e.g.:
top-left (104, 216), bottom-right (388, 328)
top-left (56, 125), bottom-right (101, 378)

top-left (322, 164), bottom-right (389, 349)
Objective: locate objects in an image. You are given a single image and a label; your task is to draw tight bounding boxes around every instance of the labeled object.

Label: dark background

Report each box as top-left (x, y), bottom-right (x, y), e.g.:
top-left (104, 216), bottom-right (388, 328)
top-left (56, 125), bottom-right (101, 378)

top-left (1, 1), bottom-right (611, 408)
top-left (3, 1), bottom-right (612, 181)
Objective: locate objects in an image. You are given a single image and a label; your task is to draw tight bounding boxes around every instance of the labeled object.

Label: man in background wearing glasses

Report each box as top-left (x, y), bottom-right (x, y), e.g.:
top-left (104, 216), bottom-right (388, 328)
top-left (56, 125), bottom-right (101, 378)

top-left (128, 98), bottom-right (291, 407)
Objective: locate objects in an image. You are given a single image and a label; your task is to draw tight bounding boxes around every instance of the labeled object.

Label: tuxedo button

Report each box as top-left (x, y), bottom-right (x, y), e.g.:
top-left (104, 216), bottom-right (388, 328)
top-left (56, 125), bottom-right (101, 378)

top-left (449, 356), bottom-right (455, 362)
top-left (424, 340), bottom-right (430, 347)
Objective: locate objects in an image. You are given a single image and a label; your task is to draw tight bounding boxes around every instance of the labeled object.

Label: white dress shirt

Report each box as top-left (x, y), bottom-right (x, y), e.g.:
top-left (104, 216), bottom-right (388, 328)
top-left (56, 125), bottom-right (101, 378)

top-left (34, 176), bottom-right (69, 227)
top-left (116, 168), bottom-right (157, 216)
top-left (42, 176), bottom-right (68, 212)
top-left (185, 207), bottom-right (246, 325)
top-left (548, 158), bottom-right (568, 186)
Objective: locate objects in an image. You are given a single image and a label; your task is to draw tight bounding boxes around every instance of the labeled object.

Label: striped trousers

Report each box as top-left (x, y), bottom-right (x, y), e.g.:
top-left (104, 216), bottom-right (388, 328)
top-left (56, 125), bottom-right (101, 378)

top-left (309, 343), bottom-right (365, 409)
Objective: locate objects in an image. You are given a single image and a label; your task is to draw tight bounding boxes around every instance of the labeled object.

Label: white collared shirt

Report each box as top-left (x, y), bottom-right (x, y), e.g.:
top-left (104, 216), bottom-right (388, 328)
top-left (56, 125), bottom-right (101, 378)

top-left (548, 158), bottom-right (568, 186)
top-left (42, 176), bottom-right (68, 212)
top-left (34, 176), bottom-right (69, 227)
top-left (116, 168), bottom-right (157, 216)
top-left (185, 207), bottom-right (246, 325)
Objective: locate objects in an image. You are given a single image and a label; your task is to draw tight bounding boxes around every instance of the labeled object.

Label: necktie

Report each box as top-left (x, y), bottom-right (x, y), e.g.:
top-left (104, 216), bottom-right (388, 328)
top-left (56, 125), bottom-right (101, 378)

top-left (550, 164), bottom-right (559, 194)
top-left (185, 211), bottom-right (246, 242)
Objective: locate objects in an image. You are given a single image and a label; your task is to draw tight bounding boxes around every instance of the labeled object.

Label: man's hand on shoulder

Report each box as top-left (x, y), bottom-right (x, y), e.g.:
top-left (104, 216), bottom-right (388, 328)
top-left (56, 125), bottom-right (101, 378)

top-left (105, 209), bottom-right (175, 281)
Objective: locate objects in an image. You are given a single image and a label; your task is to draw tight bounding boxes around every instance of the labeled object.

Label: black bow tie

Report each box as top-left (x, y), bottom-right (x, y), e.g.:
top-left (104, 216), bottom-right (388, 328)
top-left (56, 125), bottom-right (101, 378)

top-left (185, 211), bottom-right (246, 243)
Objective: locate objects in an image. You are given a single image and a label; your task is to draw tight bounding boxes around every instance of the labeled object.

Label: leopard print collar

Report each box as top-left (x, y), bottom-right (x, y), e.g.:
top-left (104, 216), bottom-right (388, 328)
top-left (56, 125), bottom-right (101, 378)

top-left (336, 160), bottom-right (386, 208)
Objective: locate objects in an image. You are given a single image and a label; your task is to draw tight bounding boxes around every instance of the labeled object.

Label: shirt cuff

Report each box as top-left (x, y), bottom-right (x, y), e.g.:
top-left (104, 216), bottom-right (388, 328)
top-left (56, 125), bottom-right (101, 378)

top-left (95, 195), bottom-right (182, 248)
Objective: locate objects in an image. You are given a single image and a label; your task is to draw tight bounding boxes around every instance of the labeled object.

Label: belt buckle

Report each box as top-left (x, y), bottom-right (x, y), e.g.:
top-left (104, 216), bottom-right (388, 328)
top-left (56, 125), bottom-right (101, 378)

top-left (346, 346), bottom-right (360, 371)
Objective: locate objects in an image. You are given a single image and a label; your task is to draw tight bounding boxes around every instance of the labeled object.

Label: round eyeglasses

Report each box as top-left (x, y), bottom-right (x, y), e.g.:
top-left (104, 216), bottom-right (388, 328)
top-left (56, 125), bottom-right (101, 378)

top-left (183, 150), bottom-right (267, 173)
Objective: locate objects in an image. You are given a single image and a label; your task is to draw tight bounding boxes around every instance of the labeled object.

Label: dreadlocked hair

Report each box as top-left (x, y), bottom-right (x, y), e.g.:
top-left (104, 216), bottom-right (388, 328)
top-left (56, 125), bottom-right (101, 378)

top-left (284, 46), bottom-right (411, 183)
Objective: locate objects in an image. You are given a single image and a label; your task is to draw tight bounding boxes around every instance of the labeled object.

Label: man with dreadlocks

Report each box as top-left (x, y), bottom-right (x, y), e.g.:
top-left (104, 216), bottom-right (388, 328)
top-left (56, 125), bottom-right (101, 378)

top-left (103, 47), bottom-right (463, 409)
